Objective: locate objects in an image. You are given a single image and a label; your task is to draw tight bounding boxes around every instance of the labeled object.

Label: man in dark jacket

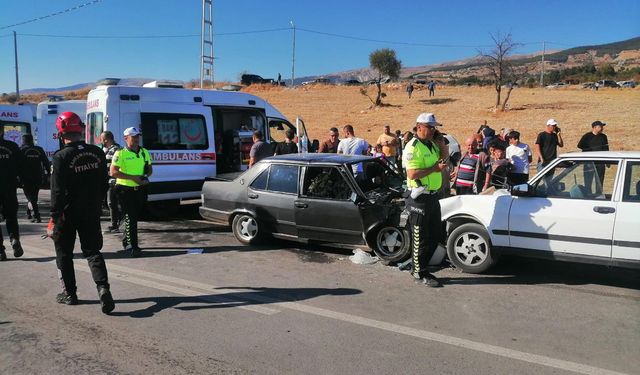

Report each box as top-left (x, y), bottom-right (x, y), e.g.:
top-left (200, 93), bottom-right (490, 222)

top-left (274, 129), bottom-right (298, 155)
top-left (0, 126), bottom-right (25, 261)
top-left (20, 134), bottom-right (50, 223)
top-left (49, 112), bottom-right (114, 314)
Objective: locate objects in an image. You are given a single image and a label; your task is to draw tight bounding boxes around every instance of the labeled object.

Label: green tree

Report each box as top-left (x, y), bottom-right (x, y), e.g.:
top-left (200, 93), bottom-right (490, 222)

top-left (368, 48), bottom-right (401, 106)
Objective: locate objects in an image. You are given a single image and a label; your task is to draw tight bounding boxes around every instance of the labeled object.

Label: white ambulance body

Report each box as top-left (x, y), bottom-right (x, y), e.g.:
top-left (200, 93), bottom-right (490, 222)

top-left (35, 100), bottom-right (86, 159)
top-left (0, 105), bottom-right (34, 147)
top-left (85, 82), bottom-right (303, 202)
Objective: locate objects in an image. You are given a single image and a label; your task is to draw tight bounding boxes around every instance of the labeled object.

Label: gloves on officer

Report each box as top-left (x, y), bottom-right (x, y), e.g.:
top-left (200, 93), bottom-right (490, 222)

top-left (46, 216), bottom-right (64, 241)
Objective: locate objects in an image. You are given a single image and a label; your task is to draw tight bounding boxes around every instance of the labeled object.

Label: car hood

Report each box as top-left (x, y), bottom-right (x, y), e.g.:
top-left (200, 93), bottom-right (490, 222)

top-left (440, 188), bottom-right (512, 226)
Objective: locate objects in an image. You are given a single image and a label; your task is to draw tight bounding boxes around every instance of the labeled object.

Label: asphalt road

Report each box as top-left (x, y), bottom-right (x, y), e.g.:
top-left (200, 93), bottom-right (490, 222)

top-left (1, 192), bottom-right (639, 375)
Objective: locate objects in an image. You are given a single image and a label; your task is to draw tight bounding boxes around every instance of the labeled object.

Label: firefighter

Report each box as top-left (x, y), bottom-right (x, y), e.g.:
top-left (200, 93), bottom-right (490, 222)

top-left (49, 112), bottom-right (115, 314)
top-left (110, 127), bottom-right (152, 257)
top-left (0, 126), bottom-right (24, 261)
top-left (20, 134), bottom-right (51, 223)
top-left (403, 113), bottom-right (448, 287)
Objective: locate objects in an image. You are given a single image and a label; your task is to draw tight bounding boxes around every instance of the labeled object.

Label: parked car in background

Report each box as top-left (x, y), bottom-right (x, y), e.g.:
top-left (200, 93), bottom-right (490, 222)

top-left (582, 82), bottom-right (596, 89)
top-left (545, 82), bottom-right (567, 89)
top-left (241, 74), bottom-right (274, 86)
top-left (440, 152), bottom-right (640, 273)
top-left (200, 154), bottom-right (412, 262)
top-left (595, 80), bottom-right (619, 88)
top-left (342, 79), bottom-right (361, 86)
top-left (302, 78), bottom-right (332, 85)
top-left (617, 80), bottom-right (636, 88)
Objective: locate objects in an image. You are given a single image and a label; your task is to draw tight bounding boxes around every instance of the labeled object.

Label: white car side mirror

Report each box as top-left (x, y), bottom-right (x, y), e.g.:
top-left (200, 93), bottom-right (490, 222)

top-left (511, 183), bottom-right (531, 197)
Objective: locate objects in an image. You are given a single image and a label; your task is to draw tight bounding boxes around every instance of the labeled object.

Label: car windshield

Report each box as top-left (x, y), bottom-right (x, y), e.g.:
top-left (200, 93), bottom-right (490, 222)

top-left (348, 158), bottom-right (404, 195)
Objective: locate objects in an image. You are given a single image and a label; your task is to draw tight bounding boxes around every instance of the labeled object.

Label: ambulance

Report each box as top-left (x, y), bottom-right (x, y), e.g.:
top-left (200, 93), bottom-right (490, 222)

top-left (85, 80), bottom-right (307, 202)
top-left (35, 99), bottom-right (86, 159)
top-left (0, 104), bottom-right (34, 147)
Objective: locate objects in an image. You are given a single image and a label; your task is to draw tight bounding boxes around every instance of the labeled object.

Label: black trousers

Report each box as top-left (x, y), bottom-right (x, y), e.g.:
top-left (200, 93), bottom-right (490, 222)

top-left (22, 182), bottom-right (41, 219)
top-left (107, 185), bottom-right (121, 227)
top-left (0, 186), bottom-right (20, 246)
top-left (508, 173), bottom-right (529, 186)
top-left (54, 213), bottom-right (109, 295)
top-left (407, 193), bottom-right (442, 278)
top-left (118, 186), bottom-right (147, 249)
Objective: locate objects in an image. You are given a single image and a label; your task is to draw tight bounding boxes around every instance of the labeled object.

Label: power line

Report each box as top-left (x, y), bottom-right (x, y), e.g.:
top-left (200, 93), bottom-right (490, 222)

top-left (0, 0), bottom-right (103, 30)
top-left (16, 27), bottom-right (291, 39)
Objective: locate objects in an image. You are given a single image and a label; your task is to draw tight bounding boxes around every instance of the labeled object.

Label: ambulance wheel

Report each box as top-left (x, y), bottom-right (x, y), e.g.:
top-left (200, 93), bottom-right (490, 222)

top-left (232, 214), bottom-right (263, 245)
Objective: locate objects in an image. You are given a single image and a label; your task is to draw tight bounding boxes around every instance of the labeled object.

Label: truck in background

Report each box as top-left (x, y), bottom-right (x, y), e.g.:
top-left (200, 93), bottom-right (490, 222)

top-left (85, 80), bottom-right (308, 203)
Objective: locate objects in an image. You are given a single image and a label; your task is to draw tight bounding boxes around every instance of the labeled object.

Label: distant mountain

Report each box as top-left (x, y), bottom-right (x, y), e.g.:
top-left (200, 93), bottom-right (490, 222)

top-left (20, 77), bottom-right (157, 94)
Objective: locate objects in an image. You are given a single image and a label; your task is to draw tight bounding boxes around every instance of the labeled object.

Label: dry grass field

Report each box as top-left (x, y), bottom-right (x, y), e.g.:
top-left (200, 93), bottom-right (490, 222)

top-left (246, 84), bottom-right (640, 152)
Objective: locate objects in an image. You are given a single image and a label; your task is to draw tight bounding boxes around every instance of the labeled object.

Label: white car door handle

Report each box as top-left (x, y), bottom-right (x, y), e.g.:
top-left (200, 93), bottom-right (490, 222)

top-left (593, 206), bottom-right (615, 214)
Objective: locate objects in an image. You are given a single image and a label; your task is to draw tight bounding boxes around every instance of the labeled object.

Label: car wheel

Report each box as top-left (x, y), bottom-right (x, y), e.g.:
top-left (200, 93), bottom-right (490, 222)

top-left (232, 214), bottom-right (262, 245)
top-left (372, 227), bottom-right (410, 263)
top-left (446, 223), bottom-right (497, 273)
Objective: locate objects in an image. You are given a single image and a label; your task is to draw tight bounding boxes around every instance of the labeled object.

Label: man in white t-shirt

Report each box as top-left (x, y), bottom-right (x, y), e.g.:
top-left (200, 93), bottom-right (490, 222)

top-left (505, 131), bottom-right (532, 185)
top-left (337, 124), bottom-right (369, 173)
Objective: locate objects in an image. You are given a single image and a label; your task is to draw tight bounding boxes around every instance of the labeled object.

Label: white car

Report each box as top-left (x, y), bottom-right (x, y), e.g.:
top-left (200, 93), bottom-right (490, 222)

top-left (440, 152), bottom-right (640, 273)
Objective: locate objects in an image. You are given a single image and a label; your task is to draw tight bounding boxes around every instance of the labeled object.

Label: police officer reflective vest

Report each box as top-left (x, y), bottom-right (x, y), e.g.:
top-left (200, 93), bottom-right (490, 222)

top-left (403, 138), bottom-right (442, 190)
top-left (112, 147), bottom-right (151, 187)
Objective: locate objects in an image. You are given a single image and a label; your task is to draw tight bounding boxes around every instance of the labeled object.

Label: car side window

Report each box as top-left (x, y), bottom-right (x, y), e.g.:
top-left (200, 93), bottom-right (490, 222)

top-left (622, 161), bottom-right (640, 202)
top-left (266, 164), bottom-right (299, 194)
top-left (302, 166), bottom-right (353, 200)
top-left (534, 160), bottom-right (618, 200)
top-left (250, 168), bottom-right (269, 190)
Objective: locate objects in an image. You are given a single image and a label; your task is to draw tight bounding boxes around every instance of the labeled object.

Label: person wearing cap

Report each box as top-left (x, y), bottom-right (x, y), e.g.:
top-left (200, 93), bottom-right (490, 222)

top-left (578, 121), bottom-right (609, 193)
top-left (534, 118), bottom-right (564, 172)
top-left (376, 124), bottom-right (400, 166)
top-left (110, 127), bottom-right (152, 257)
top-left (0, 126), bottom-right (25, 261)
top-left (403, 112), bottom-right (448, 287)
top-left (20, 133), bottom-right (51, 223)
top-left (49, 111), bottom-right (114, 314)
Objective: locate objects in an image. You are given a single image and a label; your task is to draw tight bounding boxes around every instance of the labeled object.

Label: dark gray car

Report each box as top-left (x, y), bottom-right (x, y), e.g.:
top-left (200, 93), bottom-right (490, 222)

top-left (199, 154), bottom-right (411, 262)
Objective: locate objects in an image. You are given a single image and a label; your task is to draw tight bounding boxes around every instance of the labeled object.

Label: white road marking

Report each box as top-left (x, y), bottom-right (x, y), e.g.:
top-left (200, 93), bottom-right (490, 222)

top-left (24, 245), bottom-right (629, 375)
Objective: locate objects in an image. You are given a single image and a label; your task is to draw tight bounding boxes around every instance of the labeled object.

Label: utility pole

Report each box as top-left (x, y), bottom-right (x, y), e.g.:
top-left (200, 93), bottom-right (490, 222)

top-left (14, 31), bottom-right (20, 99)
top-left (290, 21), bottom-right (296, 87)
top-left (200, 0), bottom-right (214, 88)
top-left (539, 41), bottom-right (545, 87)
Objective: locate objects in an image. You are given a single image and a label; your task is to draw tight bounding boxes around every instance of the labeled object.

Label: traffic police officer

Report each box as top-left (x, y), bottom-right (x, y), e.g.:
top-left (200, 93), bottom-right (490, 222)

top-left (0, 126), bottom-right (24, 261)
top-left (49, 112), bottom-right (115, 314)
top-left (20, 134), bottom-right (51, 222)
top-left (110, 127), bottom-right (152, 257)
top-left (403, 113), bottom-right (448, 287)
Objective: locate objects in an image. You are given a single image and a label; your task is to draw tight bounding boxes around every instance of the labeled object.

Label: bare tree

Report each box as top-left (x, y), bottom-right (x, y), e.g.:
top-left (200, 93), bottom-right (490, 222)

top-left (479, 33), bottom-right (522, 111)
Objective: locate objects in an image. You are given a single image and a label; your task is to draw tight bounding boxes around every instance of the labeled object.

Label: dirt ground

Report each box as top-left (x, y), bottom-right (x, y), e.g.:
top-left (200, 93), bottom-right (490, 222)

top-left (245, 84), bottom-right (640, 151)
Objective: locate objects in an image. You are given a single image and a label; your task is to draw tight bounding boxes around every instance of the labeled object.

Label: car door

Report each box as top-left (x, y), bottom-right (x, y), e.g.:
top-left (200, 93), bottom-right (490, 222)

top-left (509, 158), bottom-right (619, 259)
top-left (611, 160), bottom-right (640, 266)
top-left (294, 166), bottom-right (365, 244)
top-left (247, 163), bottom-right (299, 236)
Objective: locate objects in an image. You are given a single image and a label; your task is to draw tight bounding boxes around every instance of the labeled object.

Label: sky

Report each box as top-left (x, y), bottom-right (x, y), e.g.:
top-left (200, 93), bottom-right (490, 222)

top-left (1, 0), bottom-right (639, 93)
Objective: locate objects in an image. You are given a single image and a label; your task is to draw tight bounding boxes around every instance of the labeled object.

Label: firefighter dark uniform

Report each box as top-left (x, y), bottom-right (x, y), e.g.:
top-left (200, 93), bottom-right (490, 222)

top-left (112, 146), bottom-right (151, 256)
top-left (0, 134), bottom-right (24, 260)
top-left (404, 136), bottom-right (443, 287)
top-left (49, 111), bottom-right (114, 314)
top-left (21, 140), bottom-right (50, 222)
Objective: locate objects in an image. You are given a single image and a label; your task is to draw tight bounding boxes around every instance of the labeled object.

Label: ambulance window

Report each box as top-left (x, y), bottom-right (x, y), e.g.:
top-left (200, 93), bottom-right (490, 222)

top-left (141, 113), bottom-right (208, 150)
top-left (87, 112), bottom-right (104, 145)
top-left (269, 119), bottom-right (295, 143)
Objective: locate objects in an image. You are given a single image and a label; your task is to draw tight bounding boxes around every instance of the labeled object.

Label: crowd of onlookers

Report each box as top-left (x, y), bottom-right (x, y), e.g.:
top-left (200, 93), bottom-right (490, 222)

top-left (248, 117), bottom-right (609, 196)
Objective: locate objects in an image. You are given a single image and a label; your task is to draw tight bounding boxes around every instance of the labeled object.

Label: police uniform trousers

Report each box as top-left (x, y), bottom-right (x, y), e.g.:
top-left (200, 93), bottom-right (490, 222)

top-left (22, 179), bottom-right (42, 219)
top-left (54, 211), bottom-right (109, 295)
top-left (0, 185), bottom-right (20, 246)
top-left (407, 192), bottom-right (442, 278)
top-left (118, 185), bottom-right (146, 249)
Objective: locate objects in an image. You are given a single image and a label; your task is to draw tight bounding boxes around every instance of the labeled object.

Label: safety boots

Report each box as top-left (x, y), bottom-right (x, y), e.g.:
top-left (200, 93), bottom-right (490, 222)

top-left (98, 286), bottom-right (115, 314)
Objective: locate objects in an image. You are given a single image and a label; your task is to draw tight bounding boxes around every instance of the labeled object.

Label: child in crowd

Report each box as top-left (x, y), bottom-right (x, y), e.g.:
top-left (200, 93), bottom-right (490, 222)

top-left (505, 131), bottom-right (532, 185)
top-left (484, 141), bottom-right (512, 190)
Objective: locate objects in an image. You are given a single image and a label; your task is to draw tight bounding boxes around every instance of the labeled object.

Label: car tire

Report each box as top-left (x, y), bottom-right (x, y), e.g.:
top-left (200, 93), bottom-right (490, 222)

top-left (446, 223), bottom-right (497, 273)
top-left (232, 214), bottom-right (263, 245)
top-left (372, 227), bottom-right (410, 263)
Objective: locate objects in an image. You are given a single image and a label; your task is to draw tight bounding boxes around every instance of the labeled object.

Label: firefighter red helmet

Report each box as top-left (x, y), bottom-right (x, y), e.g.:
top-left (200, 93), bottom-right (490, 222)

top-left (55, 112), bottom-right (85, 134)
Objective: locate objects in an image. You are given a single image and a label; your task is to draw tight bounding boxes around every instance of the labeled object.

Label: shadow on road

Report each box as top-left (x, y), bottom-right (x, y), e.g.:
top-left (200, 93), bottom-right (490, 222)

top-left (109, 286), bottom-right (362, 318)
top-left (439, 256), bottom-right (640, 292)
